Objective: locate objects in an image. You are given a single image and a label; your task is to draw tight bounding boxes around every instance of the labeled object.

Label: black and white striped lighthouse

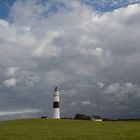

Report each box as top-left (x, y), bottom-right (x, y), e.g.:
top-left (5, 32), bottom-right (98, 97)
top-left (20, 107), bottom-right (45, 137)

top-left (52, 86), bottom-right (60, 119)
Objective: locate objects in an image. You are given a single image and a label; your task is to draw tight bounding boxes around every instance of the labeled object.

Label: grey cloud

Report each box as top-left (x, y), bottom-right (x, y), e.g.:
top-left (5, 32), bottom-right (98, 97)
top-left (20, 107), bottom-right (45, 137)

top-left (0, 1), bottom-right (140, 119)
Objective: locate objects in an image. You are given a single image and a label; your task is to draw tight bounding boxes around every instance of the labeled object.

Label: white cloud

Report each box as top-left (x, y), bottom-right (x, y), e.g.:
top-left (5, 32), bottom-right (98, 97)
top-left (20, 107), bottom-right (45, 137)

top-left (3, 78), bottom-right (17, 87)
top-left (62, 89), bottom-right (77, 96)
top-left (0, 109), bottom-right (41, 116)
top-left (46, 71), bottom-right (69, 86)
top-left (81, 100), bottom-right (92, 106)
top-left (10, 0), bottom-right (48, 27)
top-left (81, 100), bottom-right (97, 108)
top-left (0, 19), bottom-right (9, 27)
top-left (33, 31), bottom-right (62, 57)
top-left (0, 20), bottom-right (35, 47)
top-left (17, 70), bottom-right (40, 87)
top-left (97, 82), bottom-right (104, 88)
top-left (104, 83), bottom-right (120, 94)
top-left (69, 102), bottom-right (78, 107)
top-left (81, 47), bottom-right (109, 57)
top-left (104, 82), bottom-right (140, 97)
top-left (6, 66), bottom-right (20, 76)
top-left (4, 68), bottom-right (40, 87)
top-left (67, 62), bottom-right (97, 76)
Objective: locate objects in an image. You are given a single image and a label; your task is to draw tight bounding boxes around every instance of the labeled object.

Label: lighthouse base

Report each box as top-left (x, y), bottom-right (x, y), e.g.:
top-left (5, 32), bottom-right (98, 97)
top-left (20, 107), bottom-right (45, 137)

top-left (53, 108), bottom-right (60, 119)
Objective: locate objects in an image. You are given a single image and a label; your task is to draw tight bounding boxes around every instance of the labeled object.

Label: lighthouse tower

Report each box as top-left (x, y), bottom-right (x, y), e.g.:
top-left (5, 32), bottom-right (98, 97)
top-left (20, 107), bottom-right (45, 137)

top-left (52, 86), bottom-right (60, 119)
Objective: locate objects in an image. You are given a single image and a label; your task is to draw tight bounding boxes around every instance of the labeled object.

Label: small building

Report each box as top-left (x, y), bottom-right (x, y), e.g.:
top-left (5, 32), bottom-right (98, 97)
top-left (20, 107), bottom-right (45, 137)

top-left (91, 115), bottom-right (103, 122)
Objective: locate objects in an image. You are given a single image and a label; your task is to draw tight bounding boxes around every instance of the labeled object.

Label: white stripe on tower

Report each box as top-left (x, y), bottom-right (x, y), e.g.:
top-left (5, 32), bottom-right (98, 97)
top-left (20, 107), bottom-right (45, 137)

top-left (53, 86), bottom-right (60, 119)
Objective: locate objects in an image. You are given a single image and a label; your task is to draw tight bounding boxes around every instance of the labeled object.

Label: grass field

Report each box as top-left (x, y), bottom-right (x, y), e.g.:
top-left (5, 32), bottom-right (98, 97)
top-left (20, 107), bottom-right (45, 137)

top-left (0, 119), bottom-right (140, 140)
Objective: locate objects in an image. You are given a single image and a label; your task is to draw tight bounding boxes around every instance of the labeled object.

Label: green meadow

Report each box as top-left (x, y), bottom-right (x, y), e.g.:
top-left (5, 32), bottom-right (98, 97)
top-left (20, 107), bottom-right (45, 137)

top-left (0, 119), bottom-right (140, 140)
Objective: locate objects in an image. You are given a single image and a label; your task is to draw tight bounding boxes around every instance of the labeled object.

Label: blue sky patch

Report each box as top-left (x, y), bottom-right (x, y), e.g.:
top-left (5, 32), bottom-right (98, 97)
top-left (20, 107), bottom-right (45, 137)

top-left (0, 0), bottom-right (16, 20)
top-left (0, 0), bottom-right (140, 20)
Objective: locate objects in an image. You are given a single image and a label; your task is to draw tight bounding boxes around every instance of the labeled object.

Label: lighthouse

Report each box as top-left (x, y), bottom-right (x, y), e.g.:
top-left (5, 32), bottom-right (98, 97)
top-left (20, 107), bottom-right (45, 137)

top-left (52, 86), bottom-right (60, 119)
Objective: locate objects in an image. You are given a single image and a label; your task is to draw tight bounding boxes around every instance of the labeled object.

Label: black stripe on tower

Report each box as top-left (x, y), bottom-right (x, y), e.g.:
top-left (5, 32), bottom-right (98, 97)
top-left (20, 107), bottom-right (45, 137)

top-left (53, 101), bottom-right (59, 108)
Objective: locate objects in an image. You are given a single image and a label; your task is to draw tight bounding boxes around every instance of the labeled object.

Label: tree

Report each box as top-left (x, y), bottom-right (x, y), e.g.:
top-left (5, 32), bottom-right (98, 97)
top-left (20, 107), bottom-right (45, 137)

top-left (74, 114), bottom-right (91, 120)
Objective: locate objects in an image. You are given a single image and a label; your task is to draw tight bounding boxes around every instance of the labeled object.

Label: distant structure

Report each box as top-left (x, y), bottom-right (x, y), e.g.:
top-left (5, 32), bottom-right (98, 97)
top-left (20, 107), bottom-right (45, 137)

top-left (91, 115), bottom-right (103, 122)
top-left (52, 86), bottom-right (60, 119)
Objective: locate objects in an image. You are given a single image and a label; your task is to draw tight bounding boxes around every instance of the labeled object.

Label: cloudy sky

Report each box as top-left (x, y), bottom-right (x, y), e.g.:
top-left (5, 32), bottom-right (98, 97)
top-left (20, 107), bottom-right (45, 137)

top-left (0, 0), bottom-right (140, 120)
